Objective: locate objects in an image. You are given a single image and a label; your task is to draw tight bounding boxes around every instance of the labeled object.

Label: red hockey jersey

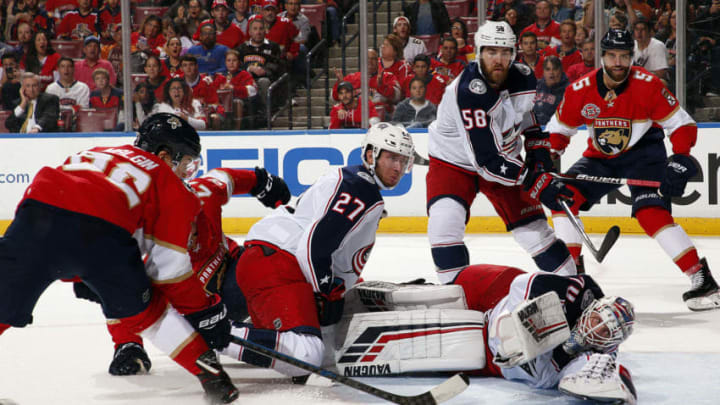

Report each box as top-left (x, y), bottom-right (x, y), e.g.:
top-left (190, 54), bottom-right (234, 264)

top-left (266, 16), bottom-right (300, 58)
top-left (401, 73), bottom-right (449, 106)
top-left (57, 9), bottom-right (98, 39)
top-left (212, 70), bottom-right (258, 99)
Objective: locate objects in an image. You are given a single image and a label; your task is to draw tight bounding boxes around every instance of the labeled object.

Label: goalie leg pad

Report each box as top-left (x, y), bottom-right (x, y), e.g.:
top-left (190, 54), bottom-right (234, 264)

top-left (334, 309), bottom-right (486, 376)
top-left (343, 280), bottom-right (467, 314)
top-left (489, 291), bottom-right (570, 368)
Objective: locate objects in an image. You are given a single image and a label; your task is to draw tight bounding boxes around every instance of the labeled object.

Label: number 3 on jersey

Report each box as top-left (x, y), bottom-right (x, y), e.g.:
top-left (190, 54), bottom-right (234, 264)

top-left (331, 192), bottom-right (366, 221)
top-left (461, 109), bottom-right (487, 130)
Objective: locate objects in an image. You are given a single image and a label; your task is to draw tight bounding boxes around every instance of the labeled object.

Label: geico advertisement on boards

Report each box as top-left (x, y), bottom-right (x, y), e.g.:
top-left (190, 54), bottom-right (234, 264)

top-left (0, 127), bottom-right (718, 221)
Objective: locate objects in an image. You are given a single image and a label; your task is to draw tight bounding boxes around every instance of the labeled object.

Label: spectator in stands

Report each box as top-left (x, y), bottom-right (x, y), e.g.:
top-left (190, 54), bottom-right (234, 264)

top-left (534, 20), bottom-right (582, 78)
top-left (174, 0), bottom-right (210, 37)
top-left (280, 0), bottom-right (311, 81)
top-left (262, 0), bottom-right (300, 62)
top-left (575, 24), bottom-right (589, 48)
top-left (107, 46), bottom-right (123, 88)
top-left (74, 36), bottom-right (117, 91)
top-left (231, 0), bottom-right (251, 35)
top-left (194, 0), bottom-right (246, 49)
top-left (630, 0), bottom-right (653, 21)
top-left (332, 48), bottom-right (402, 116)
top-left (101, 24), bottom-right (122, 60)
top-left (402, 54), bottom-right (447, 106)
top-left (608, 10), bottom-right (630, 30)
top-left (11, 22), bottom-right (34, 63)
top-left (1, 52), bottom-right (22, 110)
top-left (163, 21), bottom-right (194, 55)
top-left (44, 0), bottom-right (80, 20)
top-left (379, 33), bottom-right (411, 84)
top-left (45, 57), bottom-right (90, 122)
top-left (97, 0), bottom-right (120, 44)
top-left (214, 49), bottom-right (258, 123)
top-left (633, 19), bottom-right (669, 82)
top-left (520, 0), bottom-right (561, 49)
top-left (693, 0), bottom-right (720, 96)
top-left (187, 24), bottom-right (229, 75)
top-left (583, 0), bottom-right (638, 32)
top-left (517, 31), bottom-right (541, 78)
top-left (492, 0), bottom-right (531, 31)
top-left (450, 18), bottom-right (472, 62)
top-left (402, 0), bottom-right (450, 37)
top-left (550, 0), bottom-right (581, 23)
top-left (5, 72), bottom-right (59, 133)
top-left (22, 31), bottom-right (61, 89)
top-left (145, 54), bottom-right (169, 101)
top-left (179, 54), bottom-right (224, 127)
top-left (162, 37), bottom-right (185, 75)
top-left (533, 55), bottom-right (568, 125)
top-left (89, 68), bottom-right (123, 120)
top-left (238, 16), bottom-right (284, 113)
top-left (392, 16), bottom-right (427, 64)
top-left (431, 36), bottom-right (465, 80)
top-left (131, 82), bottom-right (155, 129)
top-left (392, 76), bottom-right (436, 128)
top-left (566, 38), bottom-right (595, 82)
top-left (5, 0), bottom-right (55, 41)
top-left (132, 15), bottom-right (166, 56)
top-left (56, 0), bottom-right (98, 40)
top-left (504, 8), bottom-right (522, 38)
top-left (329, 80), bottom-right (379, 129)
top-left (323, 0), bottom-right (343, 47)
top-left (151, 76), bottom-right (206, 129)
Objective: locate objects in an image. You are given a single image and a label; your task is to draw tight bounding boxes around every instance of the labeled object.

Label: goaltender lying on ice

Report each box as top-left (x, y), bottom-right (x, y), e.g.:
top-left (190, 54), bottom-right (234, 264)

top-left (330, 265), bottom-right (638, 405)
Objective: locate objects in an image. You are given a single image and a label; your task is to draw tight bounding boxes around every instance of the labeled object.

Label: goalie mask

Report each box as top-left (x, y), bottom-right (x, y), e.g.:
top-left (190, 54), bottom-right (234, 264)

top-left (135, 113), bottom-right (202, 179)
top-left (361, 122), bottom-right (415, 190)
top-left (570, 296), bottom-right (635, 354)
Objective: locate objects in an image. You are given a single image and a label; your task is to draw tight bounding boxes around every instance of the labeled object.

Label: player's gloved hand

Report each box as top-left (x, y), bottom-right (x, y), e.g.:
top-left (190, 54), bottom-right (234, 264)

top-left (523, 127), bottom-right (555, 173)
top-left (660, 154), bottom-right (698, 197)
top-left (523, 170), bottom-right (574, 211)
top-left (73, 281), bottom-right (102, 304)
top-left (108, 342), bottom-right (152, 376)
top-left (315, 278), bottom-right (345, 326)
top-left (251, 167), bottom-right (291, 208)
top-left (185, 294), bottom-right (231, 350)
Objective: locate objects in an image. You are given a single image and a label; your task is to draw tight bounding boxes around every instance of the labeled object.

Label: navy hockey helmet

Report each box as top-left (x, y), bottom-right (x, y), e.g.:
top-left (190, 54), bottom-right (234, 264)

top-left (135, 113), bottom-right (202, 178)
top-left (600, 29), bottom-right (634, 56)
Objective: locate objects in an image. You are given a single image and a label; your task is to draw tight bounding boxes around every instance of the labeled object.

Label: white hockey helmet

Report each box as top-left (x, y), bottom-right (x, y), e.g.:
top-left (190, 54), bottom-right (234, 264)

top-left (361, 123), bottom-right (415, 184)
top-left (574, 296), bottom-right (635, 353)
top-left (474, 20), bottom-right (517, 65)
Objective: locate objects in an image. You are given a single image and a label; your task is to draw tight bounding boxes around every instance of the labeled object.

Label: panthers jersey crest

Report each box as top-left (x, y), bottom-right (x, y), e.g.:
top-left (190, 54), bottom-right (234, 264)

top-left (592, 118), bottom-right (631, 155)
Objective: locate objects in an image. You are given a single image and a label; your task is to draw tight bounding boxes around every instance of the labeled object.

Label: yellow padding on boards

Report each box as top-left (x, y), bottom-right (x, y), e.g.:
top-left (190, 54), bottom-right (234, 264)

top-left (2, 217), bottom-right (719, 236)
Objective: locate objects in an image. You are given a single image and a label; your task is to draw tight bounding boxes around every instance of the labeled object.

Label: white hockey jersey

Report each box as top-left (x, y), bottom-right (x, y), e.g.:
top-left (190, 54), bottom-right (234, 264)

top-left (403, 36), bottom-right (428, 64)
top-left (45, 80), bottom-right (90, 112)
top-left (428, 62), bottom-right (538, 186)
top-left (245, 165), bottom-right (385, 295)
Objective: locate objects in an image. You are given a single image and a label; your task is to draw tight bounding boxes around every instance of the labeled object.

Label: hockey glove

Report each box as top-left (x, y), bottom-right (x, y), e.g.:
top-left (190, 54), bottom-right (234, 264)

top-left (251, 167), bottom-right (291, 208)
top-left (523, 127), bottom-right (555, 173)
top-left (109, 342), bottom-right (152, 376)
top-left (73, 281), bottom-right (102, 304)
top-left (523, 170), bottom-right (574, 211)
top-left (660, 154), bottom-right (698, 197)
top-left (315, 278), bottom-right (345, 326)
top-left (185, 294), bottom-right (231, 350)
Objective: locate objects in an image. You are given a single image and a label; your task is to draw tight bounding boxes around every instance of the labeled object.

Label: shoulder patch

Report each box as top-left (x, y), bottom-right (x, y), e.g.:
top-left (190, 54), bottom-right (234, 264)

top-left (514, 63), bottom-right (532, 76)
top-left (580, 103), bottom-right (601, 119)
top-left (469, 79), bottom-right (487, 95)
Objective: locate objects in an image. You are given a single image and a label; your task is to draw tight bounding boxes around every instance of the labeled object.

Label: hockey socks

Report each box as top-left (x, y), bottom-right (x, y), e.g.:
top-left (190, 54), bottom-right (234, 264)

top-left (636, 207), bottom-right (700, 274)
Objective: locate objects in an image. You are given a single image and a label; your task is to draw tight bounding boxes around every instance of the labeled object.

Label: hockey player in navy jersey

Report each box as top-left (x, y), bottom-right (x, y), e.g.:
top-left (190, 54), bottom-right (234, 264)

top-left (427, 20), bottom-right (577, 283)
top-left (220, 123), bottom-right (415, 379)
top-left (546, 29), bottom-right (720, 312)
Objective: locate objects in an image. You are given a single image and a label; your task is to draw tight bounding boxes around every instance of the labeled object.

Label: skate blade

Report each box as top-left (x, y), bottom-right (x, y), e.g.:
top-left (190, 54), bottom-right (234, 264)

top-left (558, 387), bottom-right (627, 404)
top-left (686, 291), bottom-right (720, 312)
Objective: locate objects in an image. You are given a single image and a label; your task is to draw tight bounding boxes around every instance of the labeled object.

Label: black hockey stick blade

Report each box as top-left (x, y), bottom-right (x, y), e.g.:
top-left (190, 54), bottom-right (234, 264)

top-left (595, 225), bottom-right (620, 263)
top-left (230, 335), bottom-right (469, 404)
top-left (413, 151), bottom-right (430, 166)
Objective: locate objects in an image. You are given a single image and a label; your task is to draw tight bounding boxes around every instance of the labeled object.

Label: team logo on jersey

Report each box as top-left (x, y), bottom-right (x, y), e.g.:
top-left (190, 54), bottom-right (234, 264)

top-left (661, 88), bottom-right (677, 106)
top-left (469, 79), bottom-right (487, 95)
top-left (351, 244), bottom-right (374, 275)
top-left (592, 118), bottom-right (631, 155)
top-left (514, 63), bottom-right (532, 76)
top-left (581, 103), bottom-right (601, 119)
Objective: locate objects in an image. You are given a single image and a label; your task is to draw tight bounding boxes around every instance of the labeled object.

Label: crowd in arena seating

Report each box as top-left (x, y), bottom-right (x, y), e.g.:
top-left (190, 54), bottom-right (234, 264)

top-left (0, 0), bottom-right (719, 132)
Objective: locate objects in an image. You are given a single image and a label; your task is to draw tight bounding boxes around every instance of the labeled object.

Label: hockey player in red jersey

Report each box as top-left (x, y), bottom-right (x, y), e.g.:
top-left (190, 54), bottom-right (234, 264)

top-left (546, 29), bottom-right (720, 312)
top-left (0, 114), bottom-right (239, 403)
top-left (427, 20), bottom-right (578, 283)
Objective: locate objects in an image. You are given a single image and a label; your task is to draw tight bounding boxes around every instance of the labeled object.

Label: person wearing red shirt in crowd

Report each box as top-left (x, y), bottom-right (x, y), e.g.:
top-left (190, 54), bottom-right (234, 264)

top-left (45, 0), bottom-right (98, 20)
top-left (402, 54), bottom-right (448, 106)
top-left (97, 0), bottom-right (121, 44)
top-left (89, 67), bottom-right (123, 124)
top-left (145, 54), bottom-right (170, 101)
top-left (131, 15), bottom-right (166, 56)
top-left (566, 38), bottom-right (595, 82)
top-left (534, 20), bottom-right (582, 78)
top-left (181, 54), bottom-right (224, 127)
top-left (331, 49), bottom-right (402, 118)
top-left (213, 49), bottom-right (258, 124)
top-left (329, 81), bottom-right (380, 129)
top-left (519, 0), bottom-right (561, 49)
top-left (6, 0), bottom-right (55, 40)
top-left (163, 37), bottom-right (184, 76)
top-left (74, 36), bottom-right (117, 91)
top-left (57, 0), bottom-right (98, 40)
top-left (431, 36), bottom-right (466, 80)
top-left (379, 33), bottom-right (411, 85)
top-left (21, 31), bottom-right (61, 90)
top-left (517, 31), bottom-right (542, 79)
top-left (193, 0), bottom-right (247, 49)
top-left (261, 0), bottom-right (300, 61)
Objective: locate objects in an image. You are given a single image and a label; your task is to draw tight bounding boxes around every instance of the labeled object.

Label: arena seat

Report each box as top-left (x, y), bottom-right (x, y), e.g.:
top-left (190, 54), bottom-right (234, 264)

top-left (52, 40), bottom-right (84, 59)
top-left (416, 34), bottom-right (441, 56)
top-left (76, 108), bottom-right (118, 132)
top-left (444, 0), bottom-right (471, 19)
top-left (301, 4), bottom-right (327, 39)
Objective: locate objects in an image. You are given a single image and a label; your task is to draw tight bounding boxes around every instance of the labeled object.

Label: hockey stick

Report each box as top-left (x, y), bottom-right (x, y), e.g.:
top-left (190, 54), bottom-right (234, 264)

top-left (413, 151), bottom-right (430, 166)
top-left (558, 199), bottom-right (620, 263)
top-left (553, 173), bottom-right (661, 189)
top-left (229, 335), bottom-right (469, 404)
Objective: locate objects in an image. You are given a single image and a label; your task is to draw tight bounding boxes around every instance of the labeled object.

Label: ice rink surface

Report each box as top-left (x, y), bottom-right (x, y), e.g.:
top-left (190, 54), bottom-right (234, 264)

top-left (1, 233), bottom-right (719, 404)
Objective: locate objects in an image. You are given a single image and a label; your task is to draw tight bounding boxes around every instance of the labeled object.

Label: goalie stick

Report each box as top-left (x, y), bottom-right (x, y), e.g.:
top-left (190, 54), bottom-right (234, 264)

top-left (558, 199), bottom-right (620, 263)
top-left (229, 335), bottom-right (470, 404)
top-left (553, 173), bottom-right (661, 189)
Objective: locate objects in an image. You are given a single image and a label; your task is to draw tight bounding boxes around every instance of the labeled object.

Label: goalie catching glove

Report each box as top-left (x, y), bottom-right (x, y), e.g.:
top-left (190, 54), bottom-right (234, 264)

top-left (251, 167), bottom-right (291, 208)
top-left (184, 294), bottom-right (231, 349)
